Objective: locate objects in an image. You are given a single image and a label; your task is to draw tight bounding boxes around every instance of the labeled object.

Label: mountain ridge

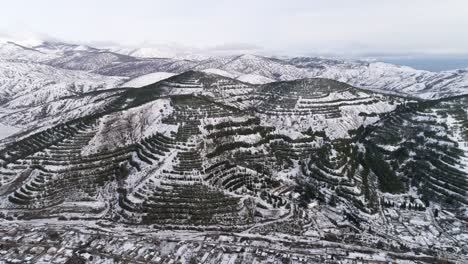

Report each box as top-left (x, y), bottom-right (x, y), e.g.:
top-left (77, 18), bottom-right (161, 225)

top-left (2, 38), bottom-right (467, 100)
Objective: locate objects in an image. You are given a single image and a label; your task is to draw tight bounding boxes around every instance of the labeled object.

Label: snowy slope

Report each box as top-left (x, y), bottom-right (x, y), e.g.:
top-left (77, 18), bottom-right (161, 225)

top-left (0, 41), bottom-right (57, 62)
top-left (190, 54), bottom-right (311, 81)
top-left (193, 55), bottom-right (468, 99)
top-left (299, 60), bottom-right (468, 99)
top-left (254, 78), bottom-right (400, 139)
top-left (46, 50), bottom-right (138, 71)
top-left (33, 41), bottom-right (98, 54)
top-left (121, 72), bottom-right (177, 88)
top-left (0, 60), bottom-right (126, 108)
top-left (0, 39), bottom-right (97, 62)
top-left (237, 73), bottom-right (275, 84)
top-left (0, 89), bottom-right (123, 131)
top-left (201, 68), bottom-right (237, 79)
top-left (93, 58), bottom-right (196, 78)
top-left (202, 68), bottom-right (275, 84)
top-left (82, 98), bottom-right (177, 155)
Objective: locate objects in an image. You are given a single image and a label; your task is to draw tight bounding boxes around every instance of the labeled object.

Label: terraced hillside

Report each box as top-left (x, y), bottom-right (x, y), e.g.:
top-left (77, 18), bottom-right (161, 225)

top-left (144, 70), bottom-right (255, 108)
top-left (0, 71), bottom-right (467, 262)
top-left (362, 96), bottom-right (468, 209)
top-left (253, 78), bottom-right (400, 138)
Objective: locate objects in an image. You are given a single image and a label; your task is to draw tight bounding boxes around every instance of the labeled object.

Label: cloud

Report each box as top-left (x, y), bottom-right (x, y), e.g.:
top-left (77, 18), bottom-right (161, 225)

top-left (1, 0), bottom-right (467, 57)
top-left (209, 43), bottom-right (261, 52)
top-left (81, 40), bottom-right (122, 48)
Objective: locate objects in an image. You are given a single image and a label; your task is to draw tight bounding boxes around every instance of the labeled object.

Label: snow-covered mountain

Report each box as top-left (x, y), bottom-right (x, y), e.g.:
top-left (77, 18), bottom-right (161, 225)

top-left (0, 38), bottom-right (467, 133)
top-left (0, 70), bottom-right (466, 263)
top-left (94, 52), bottom-right (468, 99)
top-left (0, 60), bottom-right (125, 108)
top-left (0, 41), bottom-right (57, 62)
top-left (33, 41), bottom-right (99, 55)
top-left (0, 38), bottom-right (465, 145)
top-left (1, 36), bottom-right (468, 263)
top-left (3, 37), bottom-right (465, 100)
top-left (46, 50), bottom-right (138, 71)
top-left (289, 57), bottom-right (468, 99)
top-left (0, 39), bottom-right (99, 62)
top-left (187, 54), bottom-right (468, 99)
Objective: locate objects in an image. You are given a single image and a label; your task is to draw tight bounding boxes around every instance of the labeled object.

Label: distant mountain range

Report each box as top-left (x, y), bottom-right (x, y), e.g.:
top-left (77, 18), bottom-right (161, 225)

top-left (0, 38), bottom-right (467, 101)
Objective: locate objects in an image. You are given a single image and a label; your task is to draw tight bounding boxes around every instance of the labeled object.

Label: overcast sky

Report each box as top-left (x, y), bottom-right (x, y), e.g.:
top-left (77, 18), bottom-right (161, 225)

top-left (1, 0), bottom-right (468, 57)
